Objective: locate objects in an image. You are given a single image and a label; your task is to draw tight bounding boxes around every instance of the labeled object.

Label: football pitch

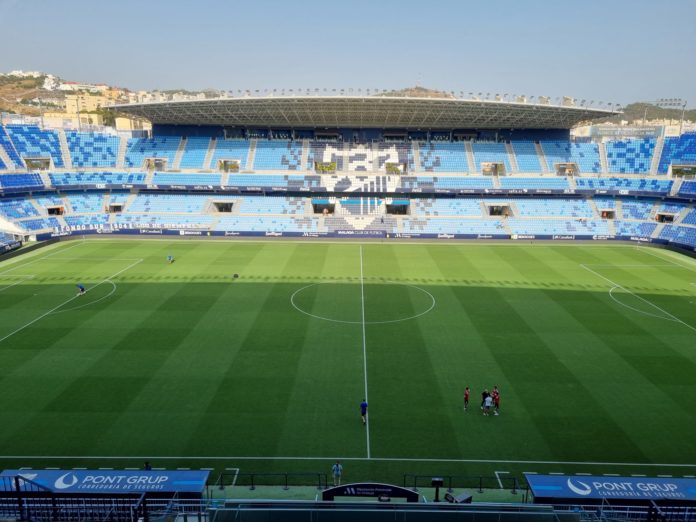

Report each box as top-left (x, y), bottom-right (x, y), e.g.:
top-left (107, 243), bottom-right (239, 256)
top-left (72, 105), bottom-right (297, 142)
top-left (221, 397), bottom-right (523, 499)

top-left (0, 239), bottom-right (695, 485)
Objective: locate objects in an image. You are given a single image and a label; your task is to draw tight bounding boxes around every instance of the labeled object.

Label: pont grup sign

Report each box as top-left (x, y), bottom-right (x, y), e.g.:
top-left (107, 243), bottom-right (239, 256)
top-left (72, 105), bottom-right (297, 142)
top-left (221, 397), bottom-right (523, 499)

top-left (1, 469), bottom-right (209, 494)
top-left (525, 474), bottom-right (696, 503)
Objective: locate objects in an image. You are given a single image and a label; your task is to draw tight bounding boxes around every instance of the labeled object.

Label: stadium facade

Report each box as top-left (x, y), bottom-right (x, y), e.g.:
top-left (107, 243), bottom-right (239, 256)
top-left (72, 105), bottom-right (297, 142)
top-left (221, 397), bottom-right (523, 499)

top-left (0, 94), bottom-right (695, 253)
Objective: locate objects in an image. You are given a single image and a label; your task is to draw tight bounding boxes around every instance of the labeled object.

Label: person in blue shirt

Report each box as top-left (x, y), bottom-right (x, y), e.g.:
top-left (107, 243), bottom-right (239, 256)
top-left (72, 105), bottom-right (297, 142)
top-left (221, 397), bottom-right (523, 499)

top-left (167, 255), bottom-right (174, 264)
top-left (76, 283), bottom-right (86, 296)
top-left (331, 460), bottom-right (343, 486)
top-left (360, 399), bottom-right (368, 425)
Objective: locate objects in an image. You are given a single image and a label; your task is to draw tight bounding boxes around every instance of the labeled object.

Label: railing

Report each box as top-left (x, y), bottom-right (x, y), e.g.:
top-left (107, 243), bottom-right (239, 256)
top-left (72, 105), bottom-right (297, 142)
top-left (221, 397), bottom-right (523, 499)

top-left (403, 474), bottom-right (520, 495)
top-left (215, 471), bottom-right (328, 491)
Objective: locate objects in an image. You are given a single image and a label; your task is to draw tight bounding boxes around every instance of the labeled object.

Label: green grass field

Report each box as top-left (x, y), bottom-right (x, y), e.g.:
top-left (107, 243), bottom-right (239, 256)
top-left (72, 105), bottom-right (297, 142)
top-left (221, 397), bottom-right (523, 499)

top-left (0, 239), bottom-right (695, 487)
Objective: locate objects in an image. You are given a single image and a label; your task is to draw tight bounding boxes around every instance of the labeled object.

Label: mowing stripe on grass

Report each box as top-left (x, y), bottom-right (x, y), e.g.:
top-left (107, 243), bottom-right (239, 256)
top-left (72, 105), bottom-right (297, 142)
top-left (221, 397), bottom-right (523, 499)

top-left (0, 240), bottom-right (85, 275)
top-left (580, 263), bottom-right (696, 333)
top-left (1, 455), bottom-right (695, 468)
top-left (0, 258), bottom-right (143, 344)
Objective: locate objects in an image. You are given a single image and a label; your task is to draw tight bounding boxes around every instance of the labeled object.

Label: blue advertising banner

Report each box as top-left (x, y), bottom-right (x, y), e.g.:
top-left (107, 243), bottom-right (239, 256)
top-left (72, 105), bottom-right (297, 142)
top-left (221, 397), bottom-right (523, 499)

top-left (525, 474), bottom-right (696, 502)
top-left (0, 469), bottom-right (209, 494)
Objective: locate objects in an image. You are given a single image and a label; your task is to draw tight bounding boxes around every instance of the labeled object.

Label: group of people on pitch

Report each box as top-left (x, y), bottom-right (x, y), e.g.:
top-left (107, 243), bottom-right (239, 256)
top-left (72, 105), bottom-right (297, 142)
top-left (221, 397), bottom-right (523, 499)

top-left (463, 386), bottom-right (500, 416)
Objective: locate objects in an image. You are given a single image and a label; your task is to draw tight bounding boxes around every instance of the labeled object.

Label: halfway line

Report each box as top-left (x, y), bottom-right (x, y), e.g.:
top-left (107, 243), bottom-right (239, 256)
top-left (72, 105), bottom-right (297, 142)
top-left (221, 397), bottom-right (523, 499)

top-left (359, 245), bottom-right (371, 459)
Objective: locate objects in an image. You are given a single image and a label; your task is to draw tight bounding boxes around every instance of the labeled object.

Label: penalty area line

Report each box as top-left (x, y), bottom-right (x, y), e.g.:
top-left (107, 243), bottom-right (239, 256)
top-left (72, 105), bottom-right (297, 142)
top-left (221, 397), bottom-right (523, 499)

top-left (0, 258), bottom-right (143, 345)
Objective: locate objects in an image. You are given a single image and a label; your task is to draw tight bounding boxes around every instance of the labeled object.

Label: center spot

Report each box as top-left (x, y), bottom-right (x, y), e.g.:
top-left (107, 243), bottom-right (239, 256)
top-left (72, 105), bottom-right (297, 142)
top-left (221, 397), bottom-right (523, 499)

top-left (290, 281), bottom-right (435, 324)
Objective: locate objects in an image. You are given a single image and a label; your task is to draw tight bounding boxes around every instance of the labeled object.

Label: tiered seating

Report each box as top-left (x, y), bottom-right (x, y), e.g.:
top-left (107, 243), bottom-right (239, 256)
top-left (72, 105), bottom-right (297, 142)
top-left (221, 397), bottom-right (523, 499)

top-left (346, 143), bottom-right (374, 172)
top-left (179, 137), bottom-right (211, 169)
top-left (210, 139), bottom-right (250, 170)
top-left (511, 142), bottom-right (542, 172)
top-left (49, 172), bottom-right (146, 186)
top-left (125, 137), bottom-right (181, 168)
top-left (5, 125), bottom-right (64, 167)
top-left (471, 142), bottom-right (511, 172)
top-left (657, 202), bottom-right (687, 214)
top-left (129, 194), bottom-right (211, 213)
top-left (65, 193), bottom-right (105, 213)
top-left (659, 225), bottom-right (696, 248)
top-left (614, 221), bottom-right (657, 237)
top-left (237, 197), bottom-right (305, 214)
top-left (16, 217), bottom-right (61, 231)
top-left (152, 172), bottom-right (222, 185)
top-left (338, 198), bottom-right (383, 215)
top-left (418, 142), bottom-right (468, 172)
top-left (376, 142), bottom-right (412, 171)
top-left (574, 177), bottom-right (672, 194)
top-left (680, 209), bottom-right (696, 226)
top-left (65, 214), bottom-right (110, 227)
top-left (402, 218), bottom-right (505, 235)
top-left (622, 201), bottom-right (654, 220)
top-left (308, 142), bottom-right (343, 171)
top-left (226, 174), bottom-right (323, 190)
top-left (499, 177), bottom-right (569, 190)
top-left (0, 198), bottom-right (40, 219)
top-left (399, 176), bottom-right (494, 190)
top-left (511, 198), bottom-right (594, 217)
top-left (679, 181), bottom-right (696, 196)
top-left (507, 218), bottom-right (610, 235)
top-left (0, 173), bottom-right (43, 189)
top-left (605, 138), bottom-right (655, 174)
top-left (114, 214), bottom-right (215, 228)
top-left (0, 126), bottom-right (23, 168)
top-left (658, 133), bottom-right (696, 174)
top-left (34, 194), bottom-right (65, 209)
top-left (253, 141), bottom-right (303, 170)
top-left (411, 199), bottom-right (482, 217)
top-left (540, 141), bottom-right (601, 173)
top-left (213, 215), bottom-right (319, 233)
top-left (65, 131), bottom-right (119, 167)
top-left (593, 197), bottom-right (616, 209)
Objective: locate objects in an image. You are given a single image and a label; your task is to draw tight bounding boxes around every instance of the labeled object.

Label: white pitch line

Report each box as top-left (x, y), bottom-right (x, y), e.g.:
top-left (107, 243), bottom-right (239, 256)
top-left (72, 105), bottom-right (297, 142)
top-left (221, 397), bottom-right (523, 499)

top-left (0, 258), bottom-right (142, 345)
top-left (0, 275), bottom-right (34, 293)
top-left (1, 455), bottom-right (695, 468)
top-left (581, 263), bottom-right (696, 333)
top-left (0, 241), bottom-right (85, 276)
top-left (638, 246), bottom-right (696, 273)
top-left (359, 245), bottom-right (371, 459)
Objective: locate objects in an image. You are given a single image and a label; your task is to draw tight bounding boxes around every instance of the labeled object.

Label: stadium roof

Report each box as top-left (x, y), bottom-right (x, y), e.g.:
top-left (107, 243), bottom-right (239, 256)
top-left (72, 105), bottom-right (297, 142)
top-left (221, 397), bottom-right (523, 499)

top-left (109, 96), bottom-right (618, 130)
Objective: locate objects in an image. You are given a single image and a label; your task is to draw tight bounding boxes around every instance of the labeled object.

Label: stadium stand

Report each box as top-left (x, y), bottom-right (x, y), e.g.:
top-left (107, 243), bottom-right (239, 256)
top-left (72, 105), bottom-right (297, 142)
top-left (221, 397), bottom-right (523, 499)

top-left (418, 142), bottom-right (468, 172)
top-left (152, 172), bottom-right (222, 185)
top-left (5, 125), bottom-right (64, 167)
top-left (471, 142), bottom-right (511, 172)
top-left (0, 173), bottom-right (44, 189)
top-left (622, 200), bottom-right (654, 220)
top-left (498, 177), bottom-right (569, 190)
top-left (510, 198), bottom-right (594, 218)
top-left (308, 142), bottom-right (343, 171)
top-left (0, 126), bottom-right (23, 168)
top-left (678, 180), bottom-right (696, 196)
top-left (659, 224), bottom-right (696, 248)
top-left (125, 136), bottom-right (181, 168)
top-left (210, 139), bottom-right (250, 170)
top-left (49, 171), bottom-right (147, 186)
top-left (574, 177), bottom-right (672, 194)
top-left (254, 141), bottom-right (303, 170)
top-left (540, 141), bottom-right (601, 173)
top-left (658, 133), bottom-right (696, 174)
top-left (179, 137), bottom-right (211, 169)
top-left (511, 141), bottom-right (543, 172)
top-left (65, 131), bottom-right (119, 168)
top-left (605, 137), bottom-right (655, 174)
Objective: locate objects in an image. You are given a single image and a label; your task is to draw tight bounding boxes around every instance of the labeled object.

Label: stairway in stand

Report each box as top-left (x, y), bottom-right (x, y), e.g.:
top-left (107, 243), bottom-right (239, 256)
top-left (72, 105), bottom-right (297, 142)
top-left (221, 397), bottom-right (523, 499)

top-left (116, 135), bottom-right (129, 169)
top-left (172, 137), bottom-right (186, 169)
top-left (57, 129), bottom-right (73, 169)
top-left (650, 135), bottom-right (665, 175)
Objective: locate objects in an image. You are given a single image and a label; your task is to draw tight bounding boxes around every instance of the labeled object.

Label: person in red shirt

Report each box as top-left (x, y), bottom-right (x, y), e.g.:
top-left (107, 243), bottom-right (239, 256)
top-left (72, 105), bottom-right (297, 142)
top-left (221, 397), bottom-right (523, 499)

top-left (492, 386), bottom-right (500, 416)
top-left (463, 387), bottom-right (470, 411)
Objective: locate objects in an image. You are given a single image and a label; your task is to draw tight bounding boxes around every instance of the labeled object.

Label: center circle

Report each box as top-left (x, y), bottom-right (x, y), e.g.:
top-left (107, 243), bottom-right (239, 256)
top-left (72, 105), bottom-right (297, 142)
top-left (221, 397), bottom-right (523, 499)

top-left (290, 281), bottom-right (436, 324)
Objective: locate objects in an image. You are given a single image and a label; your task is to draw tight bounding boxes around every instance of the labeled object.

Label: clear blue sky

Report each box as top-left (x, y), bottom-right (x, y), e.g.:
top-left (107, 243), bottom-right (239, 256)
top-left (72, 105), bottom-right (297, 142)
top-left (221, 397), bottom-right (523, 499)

top-left (1, 0), bottom-right (694, 106)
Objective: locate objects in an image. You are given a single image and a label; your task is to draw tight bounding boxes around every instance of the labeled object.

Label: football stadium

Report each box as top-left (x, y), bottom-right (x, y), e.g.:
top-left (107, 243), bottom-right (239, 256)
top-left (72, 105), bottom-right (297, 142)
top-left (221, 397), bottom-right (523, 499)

top-left (2, 1), bottom-right (696, 518)
top-left (1, 91), bottom-right (695, 520)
